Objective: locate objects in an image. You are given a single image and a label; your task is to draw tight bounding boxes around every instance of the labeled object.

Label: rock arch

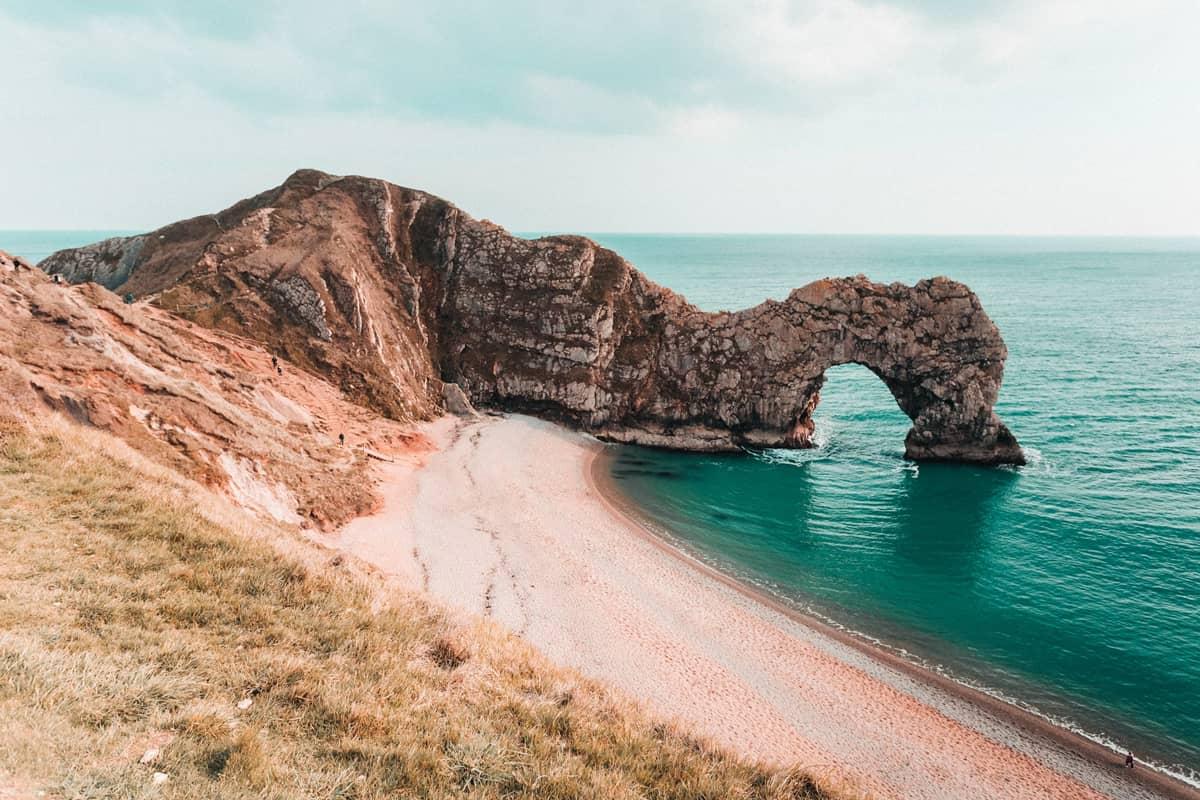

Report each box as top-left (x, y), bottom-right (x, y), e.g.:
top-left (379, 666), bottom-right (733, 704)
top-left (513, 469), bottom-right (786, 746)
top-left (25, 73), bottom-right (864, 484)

top-left (578, 274), bottom-right (1025, 465)
top-left (441, 223), bottom-right (1024, 466)
top-left (40, 169), bottom-right (1023, 466)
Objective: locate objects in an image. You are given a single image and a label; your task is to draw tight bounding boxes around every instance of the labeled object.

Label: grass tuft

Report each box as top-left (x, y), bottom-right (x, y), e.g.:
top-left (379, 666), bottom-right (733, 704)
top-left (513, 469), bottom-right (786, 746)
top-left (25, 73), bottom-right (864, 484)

top-left (429, 635), bottom-right (469, 670)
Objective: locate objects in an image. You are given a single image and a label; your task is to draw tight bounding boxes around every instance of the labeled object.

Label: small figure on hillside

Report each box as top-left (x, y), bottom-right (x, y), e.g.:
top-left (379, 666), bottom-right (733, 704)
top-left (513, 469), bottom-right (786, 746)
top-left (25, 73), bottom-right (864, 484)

top-left (276, 366), bottom-right (283, 376)
top-left (1125, 752), bottom-right (1135, 769)
top-left (271, 355), bottom-right (278, 370)
top-left (123, 293), bottom-right (134, 304)
top-left (339, 432), bottom-right (345, 446)
top-left (52, 273), bottom-right (62, 284)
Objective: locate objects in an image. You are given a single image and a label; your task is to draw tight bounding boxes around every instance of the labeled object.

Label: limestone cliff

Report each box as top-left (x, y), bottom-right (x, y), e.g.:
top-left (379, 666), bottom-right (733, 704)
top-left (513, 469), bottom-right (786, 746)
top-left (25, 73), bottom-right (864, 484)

top-left (40, 169), bottom-right (1023, 465)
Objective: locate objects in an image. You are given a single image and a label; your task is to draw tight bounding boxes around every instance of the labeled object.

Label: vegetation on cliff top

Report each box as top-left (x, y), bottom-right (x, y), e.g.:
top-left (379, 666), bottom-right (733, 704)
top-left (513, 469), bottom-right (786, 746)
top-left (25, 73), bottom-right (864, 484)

top-left (0, 415), bottom-right (839, 799)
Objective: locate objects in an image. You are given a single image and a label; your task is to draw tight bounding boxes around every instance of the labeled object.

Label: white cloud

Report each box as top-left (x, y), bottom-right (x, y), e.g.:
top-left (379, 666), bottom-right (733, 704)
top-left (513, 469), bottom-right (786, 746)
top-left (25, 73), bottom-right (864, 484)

top-left (726, 0), bottom-right (921, 85)
top-left (1, 1), bottom-right (1197, 234)
top-left (966, 0), bottom-right (1171, 68)
top-left (664, 105), bottom-right (745, 140)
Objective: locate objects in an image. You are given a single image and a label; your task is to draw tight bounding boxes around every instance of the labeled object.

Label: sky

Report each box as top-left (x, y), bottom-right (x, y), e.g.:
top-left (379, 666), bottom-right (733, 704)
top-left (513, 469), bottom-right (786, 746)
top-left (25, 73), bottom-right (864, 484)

top-left (2, 1), bottom-right (1198, 234)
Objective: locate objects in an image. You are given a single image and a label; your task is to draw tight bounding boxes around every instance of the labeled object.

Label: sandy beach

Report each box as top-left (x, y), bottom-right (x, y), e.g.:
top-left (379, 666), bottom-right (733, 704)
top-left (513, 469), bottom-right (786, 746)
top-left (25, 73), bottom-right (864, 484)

top-left (336, 413), bottom-right (1194, 800)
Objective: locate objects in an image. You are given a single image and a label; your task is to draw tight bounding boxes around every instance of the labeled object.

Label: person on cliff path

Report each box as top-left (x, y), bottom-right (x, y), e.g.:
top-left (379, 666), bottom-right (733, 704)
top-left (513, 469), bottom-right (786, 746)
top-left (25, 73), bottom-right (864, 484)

top-left (271, 355), bottom-right (278, 370)
top-left (1125, 752), bottom-right (1135, 769)
top-left (339, 433), bottom-right (345, 446)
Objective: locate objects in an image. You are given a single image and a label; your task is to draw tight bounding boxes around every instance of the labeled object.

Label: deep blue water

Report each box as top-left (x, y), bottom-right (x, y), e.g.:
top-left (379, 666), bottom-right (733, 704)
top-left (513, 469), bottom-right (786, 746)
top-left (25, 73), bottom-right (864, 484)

top-left (5, 230), bottom-right (1199, 782)
top-left (584, 235), bottom-right (1200, 783)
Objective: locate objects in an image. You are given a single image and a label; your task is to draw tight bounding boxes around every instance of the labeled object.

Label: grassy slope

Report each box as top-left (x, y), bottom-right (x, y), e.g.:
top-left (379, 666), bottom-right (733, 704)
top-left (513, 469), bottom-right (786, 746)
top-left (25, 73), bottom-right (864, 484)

top-left (0, 416), bottom-right (836, 800)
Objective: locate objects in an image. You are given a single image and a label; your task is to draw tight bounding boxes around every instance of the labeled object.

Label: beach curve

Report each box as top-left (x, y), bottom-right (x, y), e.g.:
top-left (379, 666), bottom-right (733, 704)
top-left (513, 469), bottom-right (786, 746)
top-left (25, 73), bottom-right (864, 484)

top-left (335, 413), bottom-right (1196, 800)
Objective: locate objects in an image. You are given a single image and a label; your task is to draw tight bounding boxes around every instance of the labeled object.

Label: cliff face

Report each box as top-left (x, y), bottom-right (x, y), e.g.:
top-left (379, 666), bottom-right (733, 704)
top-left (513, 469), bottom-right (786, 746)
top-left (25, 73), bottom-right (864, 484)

top-left (0, 249), bottom-right (423, 530)
top-left (40, 169), bottom-right (1023, 465)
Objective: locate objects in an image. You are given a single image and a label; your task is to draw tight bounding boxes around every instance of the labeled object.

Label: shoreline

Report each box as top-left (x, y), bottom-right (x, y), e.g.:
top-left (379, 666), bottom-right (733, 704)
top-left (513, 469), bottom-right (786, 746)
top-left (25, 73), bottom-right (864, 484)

top-left (587, 443), bottom-right (1200, 800)
top-left (335, 414), bottom-right (1196, 800)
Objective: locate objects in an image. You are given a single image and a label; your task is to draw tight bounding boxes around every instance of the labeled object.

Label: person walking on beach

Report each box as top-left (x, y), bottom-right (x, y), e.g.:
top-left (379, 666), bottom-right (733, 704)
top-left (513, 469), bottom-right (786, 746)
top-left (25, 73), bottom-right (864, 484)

top-left (1125, 752), bottom-right (1135, 769)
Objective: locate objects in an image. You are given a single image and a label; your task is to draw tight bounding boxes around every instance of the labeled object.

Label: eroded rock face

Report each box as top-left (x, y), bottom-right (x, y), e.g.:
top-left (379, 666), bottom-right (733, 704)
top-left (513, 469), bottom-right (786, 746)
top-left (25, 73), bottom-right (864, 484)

top-left (0, 250), bottom-right (425, 529)
top-left (40, 169), bottom-right (1023, 464)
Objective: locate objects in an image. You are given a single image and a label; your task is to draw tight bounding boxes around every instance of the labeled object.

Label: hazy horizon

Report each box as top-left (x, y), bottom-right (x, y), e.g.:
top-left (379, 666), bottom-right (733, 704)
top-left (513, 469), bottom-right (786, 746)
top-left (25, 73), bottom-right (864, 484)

top-left (3, 1), bottom-right (1199, 235)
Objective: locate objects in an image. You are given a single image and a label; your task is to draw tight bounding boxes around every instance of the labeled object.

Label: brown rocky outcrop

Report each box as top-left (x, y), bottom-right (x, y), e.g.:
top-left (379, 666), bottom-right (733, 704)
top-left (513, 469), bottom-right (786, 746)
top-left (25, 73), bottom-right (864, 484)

top-left (0, 249), bottom-right (424, 529)
top-left (40, 169), bottom-right (1023, 465)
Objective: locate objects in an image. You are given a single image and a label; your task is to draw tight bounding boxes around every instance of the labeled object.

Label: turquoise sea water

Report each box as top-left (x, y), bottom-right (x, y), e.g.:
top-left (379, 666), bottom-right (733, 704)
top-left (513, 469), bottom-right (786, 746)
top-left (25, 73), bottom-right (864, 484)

top-left (5, 231), bottom-right (1198, 782)
top-left (585, 235), bottom-right (1199, 784)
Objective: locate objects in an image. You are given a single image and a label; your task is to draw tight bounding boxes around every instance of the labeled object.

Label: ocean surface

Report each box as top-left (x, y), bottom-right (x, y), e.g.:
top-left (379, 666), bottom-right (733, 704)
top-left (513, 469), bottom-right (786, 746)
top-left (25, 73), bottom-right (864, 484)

top-left (5, 230), bottom-right (1198, 782)
top-left (582, 234), bottom-right (1200, 784)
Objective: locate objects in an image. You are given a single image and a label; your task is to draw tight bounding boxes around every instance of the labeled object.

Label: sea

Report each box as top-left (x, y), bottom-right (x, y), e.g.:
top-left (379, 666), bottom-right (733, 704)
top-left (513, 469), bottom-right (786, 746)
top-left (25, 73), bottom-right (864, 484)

top-left (5, 230), bottom-right (1198, 785)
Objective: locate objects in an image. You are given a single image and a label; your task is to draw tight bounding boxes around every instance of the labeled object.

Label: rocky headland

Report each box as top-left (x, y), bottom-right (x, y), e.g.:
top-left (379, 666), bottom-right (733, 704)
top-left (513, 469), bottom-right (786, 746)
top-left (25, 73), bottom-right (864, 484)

top-left (39, 169), bottom-right (1022, 464)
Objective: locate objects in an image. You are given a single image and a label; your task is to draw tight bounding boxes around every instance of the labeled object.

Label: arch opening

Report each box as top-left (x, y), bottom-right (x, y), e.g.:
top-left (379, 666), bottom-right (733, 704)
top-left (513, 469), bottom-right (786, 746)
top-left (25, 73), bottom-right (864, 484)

top-left (806, 363), bottom-right (914, 457)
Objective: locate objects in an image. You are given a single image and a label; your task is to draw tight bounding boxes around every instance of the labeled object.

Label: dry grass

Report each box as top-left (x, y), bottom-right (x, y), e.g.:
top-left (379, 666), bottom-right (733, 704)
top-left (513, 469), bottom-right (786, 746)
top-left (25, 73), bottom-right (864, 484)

top-left (0, 416), bottom-right (842, 800)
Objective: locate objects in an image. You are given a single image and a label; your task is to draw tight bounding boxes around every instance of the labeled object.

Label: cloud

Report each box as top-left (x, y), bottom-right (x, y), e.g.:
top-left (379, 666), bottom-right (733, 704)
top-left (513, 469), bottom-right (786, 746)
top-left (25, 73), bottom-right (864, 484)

top-left (967, 0), bottom-right (1168, 67)
top-left (2, 0), bottom-right (1197, 236)
top-left (0, 0), bottom-right (993, 133)
top-left (724, 0), bottom-right (919, 85)
top-left (664, 105), bottom-right (745, 140)
top-left (0, 1), bottom-right (1188, 144)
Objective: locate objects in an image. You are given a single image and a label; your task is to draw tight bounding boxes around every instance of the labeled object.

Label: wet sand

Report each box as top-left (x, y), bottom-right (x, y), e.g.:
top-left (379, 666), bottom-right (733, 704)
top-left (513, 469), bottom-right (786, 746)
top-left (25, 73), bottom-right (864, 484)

top-left (336, 413), bottom-right (1196, 800)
